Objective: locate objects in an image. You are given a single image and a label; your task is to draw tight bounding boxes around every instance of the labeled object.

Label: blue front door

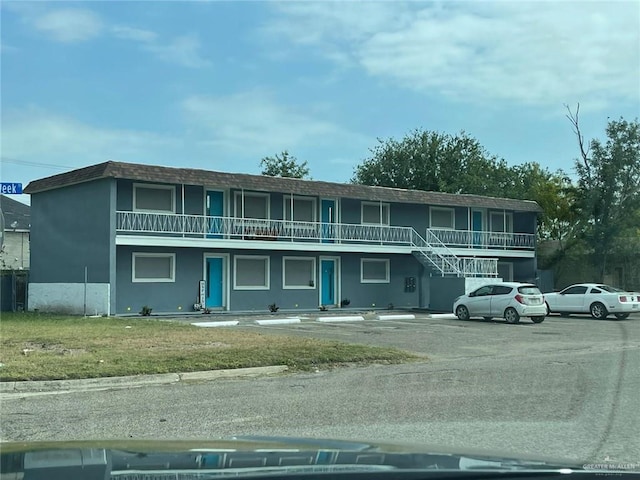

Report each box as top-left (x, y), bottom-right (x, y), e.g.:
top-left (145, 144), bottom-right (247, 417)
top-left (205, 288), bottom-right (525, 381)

top-left (321, 259), bottom-right (335, 305)
top-left (206, 257), bottom-right (223, 308)
top-left (206, 191), bottom-right (224, 238)
top-left (321, 199), bottom-right (335, 243)
top-left (472, 210), bottom-right (483, 247)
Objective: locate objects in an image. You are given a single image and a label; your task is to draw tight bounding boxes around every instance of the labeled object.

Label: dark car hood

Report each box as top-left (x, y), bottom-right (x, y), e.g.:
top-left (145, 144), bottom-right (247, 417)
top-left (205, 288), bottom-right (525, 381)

top-left (0, 436), bottom-right (632, 479)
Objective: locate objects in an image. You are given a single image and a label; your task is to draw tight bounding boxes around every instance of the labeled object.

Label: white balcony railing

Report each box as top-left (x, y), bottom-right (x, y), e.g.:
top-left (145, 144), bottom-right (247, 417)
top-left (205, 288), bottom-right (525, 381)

top-left (116, 211), bottom-right (507, 277)
top-left (116, 211), bottom-right (414, 245)
top-left (428, 228), bottom-right (535, 249)
top-left (116, 212), bottom-right (535, 250)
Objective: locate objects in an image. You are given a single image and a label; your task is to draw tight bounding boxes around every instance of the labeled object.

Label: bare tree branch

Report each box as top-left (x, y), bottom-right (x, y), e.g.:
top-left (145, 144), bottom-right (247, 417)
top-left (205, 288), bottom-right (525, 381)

top-left (564, 103), bottom-right (591, 180)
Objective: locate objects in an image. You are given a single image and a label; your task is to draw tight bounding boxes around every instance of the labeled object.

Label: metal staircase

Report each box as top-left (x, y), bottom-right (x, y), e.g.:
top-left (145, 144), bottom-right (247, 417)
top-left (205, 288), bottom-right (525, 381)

top-left (411, 229), bottom-right (499, 278)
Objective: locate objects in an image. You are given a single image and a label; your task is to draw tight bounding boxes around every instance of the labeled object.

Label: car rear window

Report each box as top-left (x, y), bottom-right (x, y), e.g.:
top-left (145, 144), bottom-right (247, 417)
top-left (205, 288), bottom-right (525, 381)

top-left (598, 285), bottom-right (624, 293)
top-left (493, 286), bottom-right (513, 295)
top-left (518, 286), bottom-right (542, 295)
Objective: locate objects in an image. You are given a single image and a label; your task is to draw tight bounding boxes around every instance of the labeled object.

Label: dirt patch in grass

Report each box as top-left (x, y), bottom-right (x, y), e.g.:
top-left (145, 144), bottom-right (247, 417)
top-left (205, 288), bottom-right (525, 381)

top-left (22, 342), bottom-right (88, 356)
top-left (0, 313), bottom-right (419, 381)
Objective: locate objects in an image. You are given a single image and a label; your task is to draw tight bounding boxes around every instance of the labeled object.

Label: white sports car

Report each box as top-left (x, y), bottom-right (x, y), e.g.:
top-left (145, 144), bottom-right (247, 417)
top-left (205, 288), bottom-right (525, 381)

top-left (544, 283), bottom-right (640, 319)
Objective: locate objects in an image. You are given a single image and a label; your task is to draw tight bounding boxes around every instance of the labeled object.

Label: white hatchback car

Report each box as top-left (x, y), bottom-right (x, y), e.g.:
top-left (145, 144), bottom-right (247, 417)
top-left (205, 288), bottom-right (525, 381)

top-left (544, 283), bottom-right (640, 319)
top-left (453, 282), bottom-right (547, 324)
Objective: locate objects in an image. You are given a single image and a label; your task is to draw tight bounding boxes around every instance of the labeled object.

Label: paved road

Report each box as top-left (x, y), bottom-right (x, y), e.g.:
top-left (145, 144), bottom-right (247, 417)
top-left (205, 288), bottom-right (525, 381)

top-left (2, 313), bottom-right (639, 466)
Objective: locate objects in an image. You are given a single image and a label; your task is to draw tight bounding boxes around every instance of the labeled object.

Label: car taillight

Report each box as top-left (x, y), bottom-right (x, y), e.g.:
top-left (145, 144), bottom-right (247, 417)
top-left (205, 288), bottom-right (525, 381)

top-left (515, 294), bottom-right (525, 304)
top-left (620, 296), bottom-right (628, 302)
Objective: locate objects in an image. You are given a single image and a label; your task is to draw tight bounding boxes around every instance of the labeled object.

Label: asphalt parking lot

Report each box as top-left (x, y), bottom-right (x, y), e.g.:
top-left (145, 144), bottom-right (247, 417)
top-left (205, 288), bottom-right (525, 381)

top-left (235, 311), bottom-right (640, 362)
top-left (3, 311), bottom-right (638, 464)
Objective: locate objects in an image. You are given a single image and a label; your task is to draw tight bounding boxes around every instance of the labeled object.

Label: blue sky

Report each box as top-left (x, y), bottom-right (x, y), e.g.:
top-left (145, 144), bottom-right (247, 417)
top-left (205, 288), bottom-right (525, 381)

top-left (2, 1), bottom-right (639, 204)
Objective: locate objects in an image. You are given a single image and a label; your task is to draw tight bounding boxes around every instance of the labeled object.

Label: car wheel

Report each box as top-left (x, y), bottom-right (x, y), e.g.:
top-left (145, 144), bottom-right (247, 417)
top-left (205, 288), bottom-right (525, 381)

top-left (531, 316), bottom-right (545, 323)
top-left (504, 307), bottom-right (520, 324)
top-left (455, 305), bottom-right (470, 321)
top-left (590, 302), bottom-right (608, 319)
top-left (615, 313), bottom-right (630, 320)
top-left (483, 317), bottom-right (493, 321)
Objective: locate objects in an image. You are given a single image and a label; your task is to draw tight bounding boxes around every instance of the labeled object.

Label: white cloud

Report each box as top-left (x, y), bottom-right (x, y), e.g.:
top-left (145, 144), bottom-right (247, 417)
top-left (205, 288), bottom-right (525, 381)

top-left (112, 25), bottom-right (210, 68)
top-left (11, 5), bottom-right (209, 68)
top-left (144, 34), bottom-right (211, 69)
top-left (2, 108), bottom-right (181, 169)
top-left (32, 8), bottom-right (102, 43)
top-left (181, 90), bottom-right (365, 155)
top-left (111, 25), bottom-right (157, 43)
top-left (266, 1), bottom-right (640, 109)
top-left (0, 41), bottom-right (18, 54)
top-left (1, 102), bottom-right (370, 185)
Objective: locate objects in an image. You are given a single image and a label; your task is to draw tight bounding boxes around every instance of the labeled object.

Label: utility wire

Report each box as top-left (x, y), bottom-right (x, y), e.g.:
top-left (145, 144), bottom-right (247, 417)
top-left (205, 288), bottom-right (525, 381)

top-left (1, 156), bottom-right (75, 171)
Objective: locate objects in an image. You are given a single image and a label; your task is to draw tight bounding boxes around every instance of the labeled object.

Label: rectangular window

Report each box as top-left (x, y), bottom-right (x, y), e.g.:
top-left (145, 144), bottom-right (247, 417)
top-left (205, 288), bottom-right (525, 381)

top-left (361, 258), bottom-right (390, 283)
top-left (234, 256), bottom-right (270, 290)
top-left (132, 253), bottom-right (175, 282)
top-left (283, 257), bottom-right (316, 289)
top-left (361, 202), bottom-right (390, 225)
top-left (430, 207), bottom-right (454, 229)
top-left (490, 212), bottom-right (513, 233)
top-left (234, 192), bottom-right (270, 219)
top-left (284, 196), bottom-right (316, 222)
top-left (133, 184), bottom-right (175, 213)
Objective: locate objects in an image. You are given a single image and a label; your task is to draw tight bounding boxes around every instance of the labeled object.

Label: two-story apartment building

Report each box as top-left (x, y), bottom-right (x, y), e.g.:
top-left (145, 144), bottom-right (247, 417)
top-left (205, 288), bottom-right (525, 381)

top-left (25, 161), bottom-right (541, 315)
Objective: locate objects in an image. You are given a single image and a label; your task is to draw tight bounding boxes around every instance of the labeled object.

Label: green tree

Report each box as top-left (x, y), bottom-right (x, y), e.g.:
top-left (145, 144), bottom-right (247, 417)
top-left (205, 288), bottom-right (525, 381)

top-left (352, 129), bottom-right (509, 196)
top-left (507, 163), bottom-right (577, 241)
top-left (566, 105), bottom-right (640, 282)
top-left (260, 150), bottom-right (310, 179)
top-left (352, 128), bottom-right (571, 240)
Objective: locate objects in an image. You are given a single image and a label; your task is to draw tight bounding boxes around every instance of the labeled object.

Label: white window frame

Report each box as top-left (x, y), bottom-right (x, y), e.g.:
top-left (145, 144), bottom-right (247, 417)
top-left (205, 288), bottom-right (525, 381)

top-left (360, 258), bottom-right (390, 284)
top-left (132, 252), bottom-right (176, 283)
top-left (282, 256), bottom-right (317, 290)
top-left (233, 255), bottom-right (270, 290)
top-left (283, 195), bottom-right (317, 222)
top-left (361, 202), bottom-right (390, 225)
top-left (233, 192), bottom-right (270, 219)
top-left (429, 206), bottom-right (455, 229)
top-left (489, 211), bottom-right (513, 233)
top-left (133, 183), bottom-right (176, 213)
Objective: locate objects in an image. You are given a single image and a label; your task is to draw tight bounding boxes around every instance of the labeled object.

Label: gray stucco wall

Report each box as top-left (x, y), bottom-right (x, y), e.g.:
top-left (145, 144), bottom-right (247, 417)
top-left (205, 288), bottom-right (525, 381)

top-left (512, 257), bottom-right (537, 283)
top-left (116, 246), bottom-right (205, 314)
top-left (391, 203), bottom-right (427, 231)
top-left (340, 199), bottom-right (360, 224)
top-left (114, 246), bottom-right (426, 314)
top-left (429, 277), bottom-right (466, 312)
top-left (455, 207), bottom-right (469, 230)
top-left (30, 178), bottom-right (114, 284)
top-left (339, 253), bottom-right (422, 309)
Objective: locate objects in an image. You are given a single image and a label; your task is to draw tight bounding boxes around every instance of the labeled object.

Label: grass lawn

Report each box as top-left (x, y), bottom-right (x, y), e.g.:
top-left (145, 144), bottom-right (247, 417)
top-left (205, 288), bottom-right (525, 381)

top-left (0, 313), bottom-right (419, 381)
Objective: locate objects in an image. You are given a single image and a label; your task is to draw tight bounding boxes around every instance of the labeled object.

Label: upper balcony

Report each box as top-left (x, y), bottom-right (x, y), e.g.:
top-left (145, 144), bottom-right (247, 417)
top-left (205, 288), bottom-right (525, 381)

top-left (428, 228), bottom-right (535, 250)
top-left (115, 211), bottom-right (535, 252)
